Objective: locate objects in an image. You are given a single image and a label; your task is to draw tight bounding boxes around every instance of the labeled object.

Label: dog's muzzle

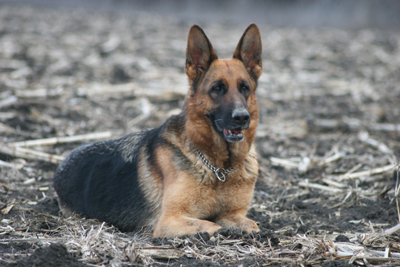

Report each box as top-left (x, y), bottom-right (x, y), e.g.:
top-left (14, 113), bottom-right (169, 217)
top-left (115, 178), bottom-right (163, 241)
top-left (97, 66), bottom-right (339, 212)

top-left (215, 108), bottom-right (250, 143)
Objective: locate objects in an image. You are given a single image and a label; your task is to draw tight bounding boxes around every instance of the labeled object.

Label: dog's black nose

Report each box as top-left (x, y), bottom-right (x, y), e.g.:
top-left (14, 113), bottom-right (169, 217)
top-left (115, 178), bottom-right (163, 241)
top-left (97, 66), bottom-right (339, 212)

top-left (232, 109), bottom-right (250, 125)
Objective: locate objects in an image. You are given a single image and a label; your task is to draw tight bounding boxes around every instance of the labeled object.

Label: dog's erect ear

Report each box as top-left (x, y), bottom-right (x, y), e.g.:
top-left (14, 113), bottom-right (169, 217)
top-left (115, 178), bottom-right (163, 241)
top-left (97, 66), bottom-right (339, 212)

top-left (186, 25), bottom-right (218, 84)
top-left (233, 24), bottom-right (262, 80)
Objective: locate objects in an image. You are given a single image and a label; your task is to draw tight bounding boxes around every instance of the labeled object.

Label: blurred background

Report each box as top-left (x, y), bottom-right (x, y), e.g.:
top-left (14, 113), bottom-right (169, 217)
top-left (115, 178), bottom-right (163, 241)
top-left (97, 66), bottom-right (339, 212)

top-left (2, 0), bottom-right (400, 29)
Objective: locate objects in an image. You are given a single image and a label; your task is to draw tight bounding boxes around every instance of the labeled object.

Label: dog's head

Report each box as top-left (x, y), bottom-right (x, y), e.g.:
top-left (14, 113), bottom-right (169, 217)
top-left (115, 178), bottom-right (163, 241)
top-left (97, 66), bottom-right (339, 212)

top-left (184, 24), bottom-right (262, 146)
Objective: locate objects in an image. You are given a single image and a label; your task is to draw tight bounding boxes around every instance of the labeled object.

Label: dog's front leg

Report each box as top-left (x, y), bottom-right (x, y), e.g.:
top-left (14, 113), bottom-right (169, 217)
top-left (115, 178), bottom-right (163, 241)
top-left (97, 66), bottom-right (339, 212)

top-left (152, 146), bottom-right (224, 238)
top-left (153, 215), bottom-right (221, 238)
top-left (216, 212), bottom-right (259, 233)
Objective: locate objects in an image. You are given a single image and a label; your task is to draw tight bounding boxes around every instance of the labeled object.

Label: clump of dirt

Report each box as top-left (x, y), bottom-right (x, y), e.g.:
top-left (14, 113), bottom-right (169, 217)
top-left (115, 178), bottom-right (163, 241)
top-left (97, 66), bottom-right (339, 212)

top-left (6, 243), bottom-right (87, 267)
top-left (34, 198), bottom-right (60, 217)
top-left (322, 261), bottom-right (356, 267)
top-left (335, 234), bottom-right (350, 242)
top-left (0, 242), bottom-right (33, 257)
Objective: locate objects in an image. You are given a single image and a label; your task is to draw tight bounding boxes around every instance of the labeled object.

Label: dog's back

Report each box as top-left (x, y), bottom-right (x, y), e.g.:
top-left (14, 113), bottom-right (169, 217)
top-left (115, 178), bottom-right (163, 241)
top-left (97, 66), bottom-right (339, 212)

top-left (54, 128), bottom-right (158, 231)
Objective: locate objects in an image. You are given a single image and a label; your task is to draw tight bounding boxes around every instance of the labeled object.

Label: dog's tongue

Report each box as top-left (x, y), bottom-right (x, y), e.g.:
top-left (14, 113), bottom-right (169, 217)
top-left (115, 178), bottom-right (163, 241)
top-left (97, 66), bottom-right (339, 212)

top-left (223, 129), bottom-right (229, 135)
top-left (231, 128), bottom-right (242, 134)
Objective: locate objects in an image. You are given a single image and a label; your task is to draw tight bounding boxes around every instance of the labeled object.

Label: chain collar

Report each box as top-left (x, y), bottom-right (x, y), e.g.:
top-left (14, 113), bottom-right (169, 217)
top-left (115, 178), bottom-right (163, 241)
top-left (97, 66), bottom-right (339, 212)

top-left (194, 148), bottom-right (235, 182)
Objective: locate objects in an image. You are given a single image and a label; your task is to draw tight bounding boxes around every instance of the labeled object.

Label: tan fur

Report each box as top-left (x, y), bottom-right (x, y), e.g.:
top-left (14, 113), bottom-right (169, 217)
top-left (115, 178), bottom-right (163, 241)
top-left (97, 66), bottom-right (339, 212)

top-left (152, 146), bottom-right (259, 237)
top-left (137, 146), bottom-right (163, 228)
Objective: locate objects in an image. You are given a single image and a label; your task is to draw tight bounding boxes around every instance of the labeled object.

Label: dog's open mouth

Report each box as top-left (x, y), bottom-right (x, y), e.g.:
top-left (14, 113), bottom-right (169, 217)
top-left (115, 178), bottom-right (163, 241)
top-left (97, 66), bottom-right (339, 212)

top-left (222, 128), bottom-right (244, 142)
top-left (212, 119), bottom-right (247, 143)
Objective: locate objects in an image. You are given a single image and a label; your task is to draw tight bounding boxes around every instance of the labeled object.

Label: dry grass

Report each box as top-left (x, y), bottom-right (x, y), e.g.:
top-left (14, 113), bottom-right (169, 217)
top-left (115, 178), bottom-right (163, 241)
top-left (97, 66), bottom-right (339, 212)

top-left (2, 214), bottom-right (400, 266)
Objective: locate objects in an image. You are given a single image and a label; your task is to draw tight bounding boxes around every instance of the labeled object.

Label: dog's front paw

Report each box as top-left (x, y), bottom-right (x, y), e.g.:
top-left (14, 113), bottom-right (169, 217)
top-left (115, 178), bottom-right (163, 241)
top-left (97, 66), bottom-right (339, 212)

top-left (153, 216), bottom-right (222, 238)
top-left (216, 216), bottom-right (259, 233)
top-left (240, 218), bottom-right (259, 233)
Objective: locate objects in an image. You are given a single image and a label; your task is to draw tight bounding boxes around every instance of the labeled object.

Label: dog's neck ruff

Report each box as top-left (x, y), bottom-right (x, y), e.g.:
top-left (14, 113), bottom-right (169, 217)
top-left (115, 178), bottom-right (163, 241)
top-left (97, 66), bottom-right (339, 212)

top-left (194, 148), bottom-right (235, 182)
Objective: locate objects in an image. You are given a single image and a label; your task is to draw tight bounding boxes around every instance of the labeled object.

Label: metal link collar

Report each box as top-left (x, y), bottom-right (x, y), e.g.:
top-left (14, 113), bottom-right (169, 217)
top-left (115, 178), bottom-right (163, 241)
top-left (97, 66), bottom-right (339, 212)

top-left (194, 148), bottom-right (235, 182)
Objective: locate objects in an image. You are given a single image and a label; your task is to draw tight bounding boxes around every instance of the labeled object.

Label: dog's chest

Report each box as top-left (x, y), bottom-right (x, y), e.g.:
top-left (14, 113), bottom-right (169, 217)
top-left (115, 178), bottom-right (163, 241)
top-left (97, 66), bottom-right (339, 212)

top-left (193, 169), bottom-right (255, 218)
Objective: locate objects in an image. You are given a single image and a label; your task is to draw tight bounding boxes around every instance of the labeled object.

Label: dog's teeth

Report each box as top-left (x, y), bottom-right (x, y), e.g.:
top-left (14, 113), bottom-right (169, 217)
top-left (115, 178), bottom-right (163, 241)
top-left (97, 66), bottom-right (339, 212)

top-left (224, 129), bottom-right (244, 137)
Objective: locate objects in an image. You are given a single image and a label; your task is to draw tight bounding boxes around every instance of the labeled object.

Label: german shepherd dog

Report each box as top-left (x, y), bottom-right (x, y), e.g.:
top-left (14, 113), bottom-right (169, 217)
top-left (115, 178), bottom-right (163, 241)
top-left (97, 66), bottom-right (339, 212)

top-left (54, 24), bottom-right (262, 238)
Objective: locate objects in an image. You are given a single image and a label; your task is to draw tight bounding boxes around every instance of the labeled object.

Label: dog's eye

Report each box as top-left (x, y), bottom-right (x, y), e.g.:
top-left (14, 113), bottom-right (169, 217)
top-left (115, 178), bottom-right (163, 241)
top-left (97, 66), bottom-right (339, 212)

top-left (212, 86), bottom-right (222, 93)
top-left (241, 85), bottom-right (250, 93)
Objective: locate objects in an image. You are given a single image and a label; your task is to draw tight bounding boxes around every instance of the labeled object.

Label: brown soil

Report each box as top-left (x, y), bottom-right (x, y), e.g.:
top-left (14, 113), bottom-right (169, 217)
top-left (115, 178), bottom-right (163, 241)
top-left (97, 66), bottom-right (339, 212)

top-left (1, 4), bottom-right (400, 267)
